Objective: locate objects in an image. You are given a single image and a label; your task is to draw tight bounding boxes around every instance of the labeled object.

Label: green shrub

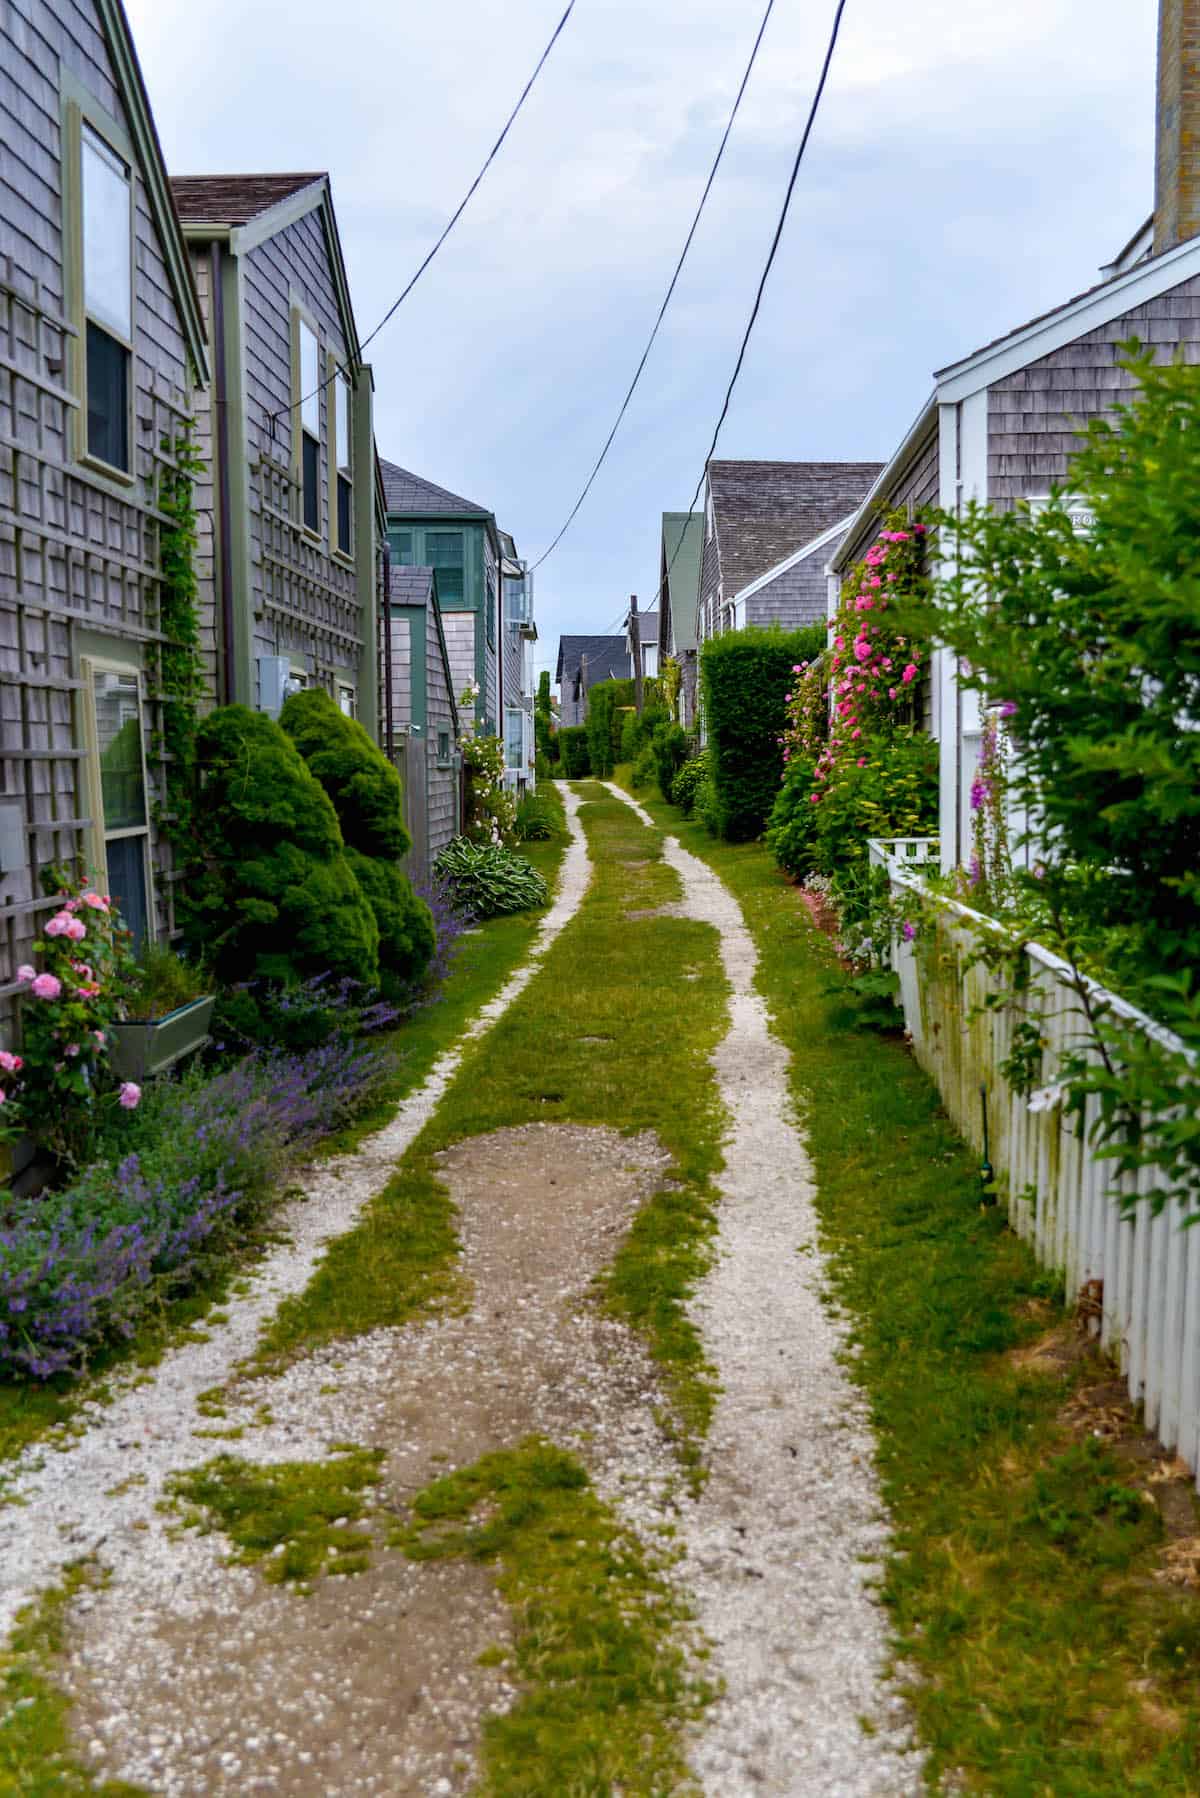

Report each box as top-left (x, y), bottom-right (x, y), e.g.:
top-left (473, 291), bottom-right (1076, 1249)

top-left (558, 727), bottom-right (591, 778)
top-left (180, 706), bottom-right (379, 987)
top-left (281, 688), bottom-right (434, 991)
top-left (695, 772), bottom-right (721, 836)
top-left (435, 838), bottom-right (549, 918)
top-left (619, 711), bottom-right (641, 764)
top-left (699, 626), bottom-right (824, 840)
top-left (461, 734), bottom-right (517, 846)
top-left (764, 756), bottom-right (820, 877)
top-left (515, 791), bottom-right (557, 841)
top-left (586, 683), bottom-right (619, 778)
top-left (670, 752), bottom-right (710, 817)
top-left (535, 671), bottom-right (558, 764)
top-left (630, 746), bottom-right (655, 790)
top-left (652, 722), bottom-right (688, 800)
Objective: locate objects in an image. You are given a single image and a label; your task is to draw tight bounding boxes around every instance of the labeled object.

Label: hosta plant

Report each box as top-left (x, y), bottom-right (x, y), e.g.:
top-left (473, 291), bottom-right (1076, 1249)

top-left (435, 838), bottom-right (549, 919)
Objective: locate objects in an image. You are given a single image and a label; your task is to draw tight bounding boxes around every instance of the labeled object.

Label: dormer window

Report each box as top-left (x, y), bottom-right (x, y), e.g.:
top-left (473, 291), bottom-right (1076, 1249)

top-left (81, 124), bottom-right (133, 473)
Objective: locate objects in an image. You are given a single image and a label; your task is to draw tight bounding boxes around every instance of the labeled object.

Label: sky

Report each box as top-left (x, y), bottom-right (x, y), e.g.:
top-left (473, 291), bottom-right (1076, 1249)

top-left (126, 0), bottom-right (1157, 680)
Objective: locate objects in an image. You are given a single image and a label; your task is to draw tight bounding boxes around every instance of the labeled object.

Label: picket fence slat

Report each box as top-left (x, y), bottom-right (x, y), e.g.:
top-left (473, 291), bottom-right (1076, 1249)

top-left (870, 843), bottom-right (1200, 1492)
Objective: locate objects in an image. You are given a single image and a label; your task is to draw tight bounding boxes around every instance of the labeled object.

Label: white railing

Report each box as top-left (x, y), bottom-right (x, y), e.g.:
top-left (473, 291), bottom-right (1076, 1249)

top-left (868, 838), bottom-right (1200, 1489)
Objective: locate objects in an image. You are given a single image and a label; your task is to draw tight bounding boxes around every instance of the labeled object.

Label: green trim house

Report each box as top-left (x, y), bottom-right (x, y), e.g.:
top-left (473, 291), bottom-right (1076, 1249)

top-left (385, 567), bottom-right (462, 881)
top-left (380, 460), bottom-right (501, 735)
top-left (170, 173), bottom-right (382, 735)
top-left (0, 0), bottom-right (209, 1015)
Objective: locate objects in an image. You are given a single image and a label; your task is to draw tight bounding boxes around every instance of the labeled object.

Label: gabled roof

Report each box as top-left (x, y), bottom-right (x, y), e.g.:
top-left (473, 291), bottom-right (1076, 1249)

top-left (555, 635), bottom-right (631, 686)
top-left (707, 461), bottom-right (884, 596)
top-left (731, 511), bottom-right (858, 607)
top-left (380, 458), bottom-right (491, 519)
top-left (170, 173), bottom-right (323, 226)
top-left (390, 566), bottom-right (437, 606)
top-left (95, 0), bottom-right (208, 380)
top-left (659, 511), bottom-right (702, 653)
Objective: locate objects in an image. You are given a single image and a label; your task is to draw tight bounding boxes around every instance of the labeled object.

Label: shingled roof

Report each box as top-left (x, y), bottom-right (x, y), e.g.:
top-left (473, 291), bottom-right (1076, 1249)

top-left (708, 461), bottom-right (884, 597)
top-left (170, 173), bottom-right (323, 226)
top-left (555, 635), bottom-right (631, 687)
top-left (389, 566), bottom-right (436, 605)
top-left (379, 458), bottom-right (491, 518)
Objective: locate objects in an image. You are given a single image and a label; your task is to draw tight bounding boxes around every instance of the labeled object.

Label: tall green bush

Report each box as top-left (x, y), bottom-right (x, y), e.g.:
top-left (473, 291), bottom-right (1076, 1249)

top-left (558, 727), bottom-right (591, 778)
top-left (586, 682), bottom-right (619, 778)
top-left (281, 688), bottom-right (434, 991)
top-left (651, 722), bottom-right (688, 800)
top-left (535, 671), bottom-right (558, 764)
top-left (699, 626), bottom-right (824, 840)
top-left (180, 706), bottom-right (379, 986)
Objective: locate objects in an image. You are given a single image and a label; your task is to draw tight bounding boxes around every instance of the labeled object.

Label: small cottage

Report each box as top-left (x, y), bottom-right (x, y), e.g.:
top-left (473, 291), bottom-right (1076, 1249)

top-left (170, 172), bottom-right (382, 732)
top-left (499, 530), bottom-right (537, 793)
top-left (555, 635), bottom-right (631, 727)
top-left (384, 566), bottom-right (461, 882)
top-left (0, 0), bottom-right (209, 1010)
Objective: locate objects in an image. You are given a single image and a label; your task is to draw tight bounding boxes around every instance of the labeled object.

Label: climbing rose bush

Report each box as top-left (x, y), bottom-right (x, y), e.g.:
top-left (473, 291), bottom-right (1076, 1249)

top-left (7, 869), bottom-right (140, 1166)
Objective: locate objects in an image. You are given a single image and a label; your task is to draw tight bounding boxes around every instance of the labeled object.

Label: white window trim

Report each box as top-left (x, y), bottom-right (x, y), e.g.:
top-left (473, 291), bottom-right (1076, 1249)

top-left (79, 654), bottom-right (156, 945)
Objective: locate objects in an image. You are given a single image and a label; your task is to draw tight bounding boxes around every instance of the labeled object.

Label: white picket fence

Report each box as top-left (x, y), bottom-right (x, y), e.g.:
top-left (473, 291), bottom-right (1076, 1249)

top-left (868, 838), bottom-right (1200, 1489)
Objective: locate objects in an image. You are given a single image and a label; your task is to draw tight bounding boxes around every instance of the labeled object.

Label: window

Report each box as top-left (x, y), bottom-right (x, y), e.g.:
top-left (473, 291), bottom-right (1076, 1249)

top-left (333, 363), bottom-right (352, 555)
top-left (81, 125), bottom-right (132, 472)
top-left (296, 314), bottom-right (320, 534)
top-left (82, 663), bottom-right (152, 951)
top-left (338, 683), bottom-right (356, 719)
top-left (427, 533), bottom-right (464, 605)
top-left (504, 567), bottom-right (533, 626)
top-left (437, 729), bottom-right (451, 764)
top-left (504, 708), bottom-right (524, 769)
top-left (388, 530), bottom-right (414, 567)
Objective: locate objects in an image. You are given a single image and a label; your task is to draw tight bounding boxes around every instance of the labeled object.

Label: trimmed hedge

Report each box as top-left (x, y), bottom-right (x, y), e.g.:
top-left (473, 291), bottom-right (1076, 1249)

top-left (281, 688), bottom-right (434, 993)
top-left (558, 726), bottom-right (591, 778)
top-left (180, 706), bottom-right (379, 986)
top-left (651, 722), bottom-right (688, 800)
top-left (699, 626), bottom-right (824, 840)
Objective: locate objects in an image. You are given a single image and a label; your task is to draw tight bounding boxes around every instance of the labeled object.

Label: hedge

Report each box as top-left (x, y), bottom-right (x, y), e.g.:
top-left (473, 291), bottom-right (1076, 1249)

top-left (558, 726), bottom-right (591, 778)
top-left (699, 625), bottom-right (824, 840)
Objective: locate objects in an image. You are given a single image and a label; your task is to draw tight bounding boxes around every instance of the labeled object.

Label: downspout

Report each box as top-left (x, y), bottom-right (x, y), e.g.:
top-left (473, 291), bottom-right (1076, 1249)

top-left (210, 241), bottom-right (237, 705)
top-left (382, 541), bottom-right (394, 761)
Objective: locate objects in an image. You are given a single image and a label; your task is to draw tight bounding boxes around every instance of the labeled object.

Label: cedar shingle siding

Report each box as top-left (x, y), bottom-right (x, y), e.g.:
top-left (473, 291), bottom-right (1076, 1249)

top-left (0, 0), bottom-right (203, 1029)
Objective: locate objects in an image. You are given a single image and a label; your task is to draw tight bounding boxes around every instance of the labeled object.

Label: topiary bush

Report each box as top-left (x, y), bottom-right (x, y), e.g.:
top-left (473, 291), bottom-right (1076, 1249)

top-left (670, 751), bottom-right (710, 817)
top-left (558, 727), bottom-right (591, 778)
top-left (699, 626), bottom-right (824, 840)
top-left (281, 688), bottom-right (434, 992)
top-left (651, 722), bottom-right (688, 800)
top-left (435, 838), bottom-right (549, 918)
top-left (179, 706), bottom-right (379, 988)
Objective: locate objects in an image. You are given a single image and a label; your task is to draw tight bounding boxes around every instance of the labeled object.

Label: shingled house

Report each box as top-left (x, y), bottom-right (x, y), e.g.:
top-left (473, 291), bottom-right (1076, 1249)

top-left (829, 0), bottom-right (1200, 877)
top-left (657, 512), bottom-right (702, 728)
top-left (384, 565), bottom-right (461, 881)
top-left (380, 461), bottom-right (502, 737)
top-left (0, 0), bottom-right (209, 1007)
top-left (555, 635), bottom-right (631, 727)
top-left (499, 529), bottom-right (537, 793)
top-left (698, 461), bottom-right (883, 642)
top-left (171, 172), bottom-right (381, 732)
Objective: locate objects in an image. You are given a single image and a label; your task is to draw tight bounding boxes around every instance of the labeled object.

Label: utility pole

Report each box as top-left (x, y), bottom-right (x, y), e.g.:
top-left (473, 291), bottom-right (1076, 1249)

top-left (628, 594), bottom-right (643, 716)
top-left (579, 652), bottom-right (589, 725)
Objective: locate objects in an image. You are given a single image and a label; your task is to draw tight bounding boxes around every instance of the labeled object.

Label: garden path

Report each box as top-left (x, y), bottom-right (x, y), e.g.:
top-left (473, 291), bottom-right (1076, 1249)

top-left (1, 784), bottom-right (917, 1795)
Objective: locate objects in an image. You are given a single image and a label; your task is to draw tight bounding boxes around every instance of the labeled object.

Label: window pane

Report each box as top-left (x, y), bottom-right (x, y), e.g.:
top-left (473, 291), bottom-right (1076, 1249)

top-left (434, 567), bottom-right (464, 605)
top-left (426, 533), bottom-right (463, 567)
top-left (82, 126), bottom-right (131, 339)
top-left (389, 530), bottom-right (414, 566)
top-left (336, 374), bottom-right (352, 475)
top-left (302, 433), bottom-right (320, 532)
top-left (299, 319), bottom-right (319, 437)
top-left (105, 832), bottom-right (149, 953)
top-left (337, 473), bottom-right (352, 554)
top-left (505, 709), bottom-right (523, 767)
top-left (86, 322), bottom-right (129, 471)
top-left (338, 685), bottom-right (356, 718)
top-left (93, 670), bottom-right (146, 830)
top-left (437, 730), bottom-right (450, 762)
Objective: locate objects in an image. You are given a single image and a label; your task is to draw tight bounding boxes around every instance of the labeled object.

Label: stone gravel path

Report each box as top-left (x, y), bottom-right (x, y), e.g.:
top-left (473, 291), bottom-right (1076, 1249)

top-left (0, 780), bottom-right (920, 1795)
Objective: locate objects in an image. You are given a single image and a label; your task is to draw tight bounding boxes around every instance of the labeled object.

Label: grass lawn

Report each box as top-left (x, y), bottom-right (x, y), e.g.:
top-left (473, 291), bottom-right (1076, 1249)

top-left (621, 767), bottom-right (1200, 1796)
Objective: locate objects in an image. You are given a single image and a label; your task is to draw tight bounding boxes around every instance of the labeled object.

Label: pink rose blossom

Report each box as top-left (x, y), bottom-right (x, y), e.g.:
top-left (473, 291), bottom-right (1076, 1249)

top-left (81, 892), bottom-right (110, 911)
top-left (851, 728), bottom-right (862, 739)
top-left (0, 1051), bottom-right (21, 1073)
top-left (119, 1082), bottom-right (141, 1110)
top-left (65, 1043), bottom-right (80, 1058)
top-left (889, 687), bottom-right (898, 700)
top-left (902, 664), bottom-right (918, 684)
top-left (44, 913), bottom-right (70, 937)
top-left (17, 964), bottom-right (35, 983)
top-left (30, 973), bottom-right (62, 1000)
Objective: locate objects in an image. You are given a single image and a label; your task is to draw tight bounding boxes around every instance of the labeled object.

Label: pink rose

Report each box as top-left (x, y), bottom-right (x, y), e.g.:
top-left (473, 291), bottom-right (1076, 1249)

top-left (81, 892), bottom-right (109, 912)
top-left (93, 1031), bottom-right (106, 1046)
top-left (0, 1051), bottom-right (22, 1073)
top-left (902, 664), bottom-right (917, 684)
top-left (44, 913), bottom-right (70, 938)
top-left (16, 965), bottom-right (35, 983)
top-left (64, 918), bottom-right (86, 942)
top-left (30, 973), bottom-right (62, 1000)
top-left (119, 1082), bottom-right (141, 1110)
top-left (65, 1043), bottom-right (80, 1058)
top-left (888, 688), bottom-right (897, 700)
top-left (851, 728), bottom-right (862, 738)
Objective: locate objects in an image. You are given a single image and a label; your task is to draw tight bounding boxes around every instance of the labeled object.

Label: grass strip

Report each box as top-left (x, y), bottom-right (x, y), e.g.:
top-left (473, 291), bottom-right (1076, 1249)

top-left (0, 1565), bottom-right (146, 1796)
top-left (255, 786), bottom-right (729, 1465)
top-left (0, 810), bottom-right (572, 1476)
top-left (165, 1446), bottom-right (385, 1591)
top-left (394, 1436), bottom-right (711, 1795)
top-left (626, 778), bottom-right (1200, 1793)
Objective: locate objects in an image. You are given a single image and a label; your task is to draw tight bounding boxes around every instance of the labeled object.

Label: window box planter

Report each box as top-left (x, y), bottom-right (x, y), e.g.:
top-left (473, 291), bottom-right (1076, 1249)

top-left (108, 995), bottom-right (216, 1082)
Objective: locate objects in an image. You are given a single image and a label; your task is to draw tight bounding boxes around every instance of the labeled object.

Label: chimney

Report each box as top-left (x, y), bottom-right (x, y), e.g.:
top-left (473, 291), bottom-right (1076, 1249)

top-left (1155, 0), bottom-right (1200, 254)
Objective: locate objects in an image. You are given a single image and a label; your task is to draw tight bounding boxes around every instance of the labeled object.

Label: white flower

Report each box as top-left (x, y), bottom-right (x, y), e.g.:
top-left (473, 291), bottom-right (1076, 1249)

top-left (1027, 1080), bottom-right (1067, 1114)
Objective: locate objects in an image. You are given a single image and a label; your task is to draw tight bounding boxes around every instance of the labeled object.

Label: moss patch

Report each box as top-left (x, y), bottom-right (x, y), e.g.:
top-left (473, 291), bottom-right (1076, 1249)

top-left (0, 1564), bottom-right (146, 1795)
top-left (395, 1437), bottom-right (710, 1795)
top-left (165, 1448), bottom-right (385, 1592)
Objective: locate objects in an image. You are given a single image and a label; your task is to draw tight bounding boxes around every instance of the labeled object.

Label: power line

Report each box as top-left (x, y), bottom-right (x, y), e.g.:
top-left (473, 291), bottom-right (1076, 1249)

top-left (530, 0), bottom-right (777, 572)
top-left (272, 0), bottom-right (579, 430)
top-left (658, 0), bottom-right (850, 624)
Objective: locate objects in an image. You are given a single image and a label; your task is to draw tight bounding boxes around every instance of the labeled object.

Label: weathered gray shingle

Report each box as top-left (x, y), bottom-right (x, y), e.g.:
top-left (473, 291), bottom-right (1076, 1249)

top-left (379, 457), bottom-right (490, 517)
top-left (555, 635), bottom-right (631, 687)
top-left (170, 174), bottom-right (323, 226)
top-left (708, 461), bottom-right (884, 597)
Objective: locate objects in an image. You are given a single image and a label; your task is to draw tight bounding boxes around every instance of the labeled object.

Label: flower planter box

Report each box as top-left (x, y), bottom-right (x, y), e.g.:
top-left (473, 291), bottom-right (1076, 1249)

top-left (108, 996), bottom-right (215, 1082)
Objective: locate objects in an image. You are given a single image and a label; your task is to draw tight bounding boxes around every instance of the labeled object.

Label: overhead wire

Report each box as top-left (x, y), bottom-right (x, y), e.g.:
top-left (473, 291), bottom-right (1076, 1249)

top-left (271, 0), bottom-right (579, 431)
top-left (529, 0), bottom-right (778, 573)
